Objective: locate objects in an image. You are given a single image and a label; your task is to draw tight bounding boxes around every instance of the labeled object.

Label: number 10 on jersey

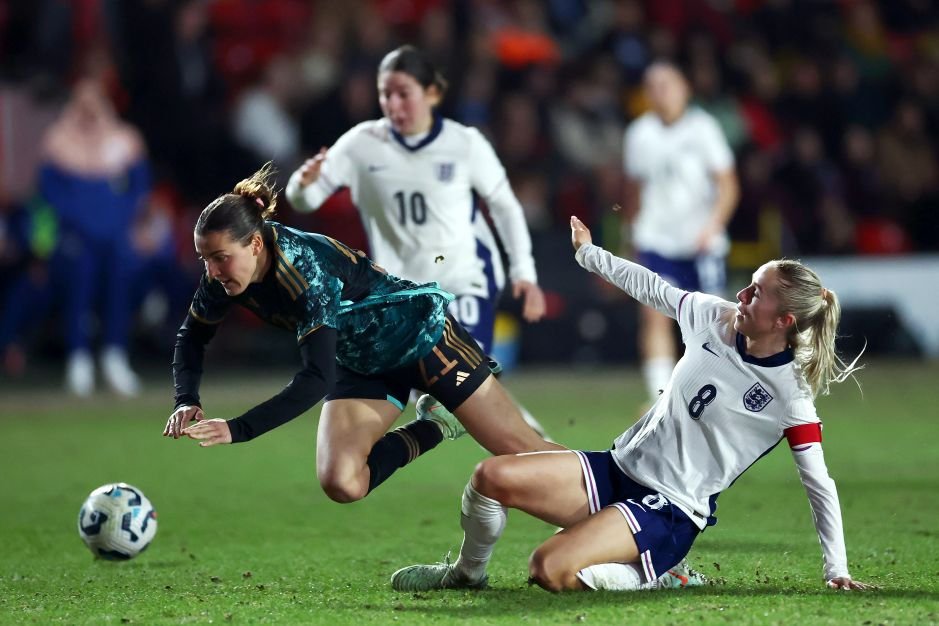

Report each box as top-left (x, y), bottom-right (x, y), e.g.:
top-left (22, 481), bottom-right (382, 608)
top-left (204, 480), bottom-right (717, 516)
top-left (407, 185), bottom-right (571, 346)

top-left (394, 191), bottom-right (427, 225)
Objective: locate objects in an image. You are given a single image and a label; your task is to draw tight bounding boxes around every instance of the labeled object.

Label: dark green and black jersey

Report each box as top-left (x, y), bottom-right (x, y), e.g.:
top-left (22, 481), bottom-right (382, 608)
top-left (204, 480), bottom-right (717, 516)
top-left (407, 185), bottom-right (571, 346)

top-left (173, 222), bottom-right (453, 442)
top-left (188, 222), bottom-right (453, 374)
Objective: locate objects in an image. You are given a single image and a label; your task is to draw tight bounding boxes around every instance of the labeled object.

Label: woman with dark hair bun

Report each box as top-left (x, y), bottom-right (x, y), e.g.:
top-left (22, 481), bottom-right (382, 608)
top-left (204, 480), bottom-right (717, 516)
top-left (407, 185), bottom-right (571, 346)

top-left (164, 165), bottom-right (561, 505)
top-left (287, 45), bottom-right (549, 439)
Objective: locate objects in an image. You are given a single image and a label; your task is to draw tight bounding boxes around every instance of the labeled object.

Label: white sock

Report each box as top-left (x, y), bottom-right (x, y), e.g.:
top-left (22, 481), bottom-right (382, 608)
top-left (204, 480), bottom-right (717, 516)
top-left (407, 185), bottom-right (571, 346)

top-left (641, 357), bottom-right (675, 402)
top-left (577, 562), bottom-right (654, 591)
top-left (452, 483), bottom-right (507, 581)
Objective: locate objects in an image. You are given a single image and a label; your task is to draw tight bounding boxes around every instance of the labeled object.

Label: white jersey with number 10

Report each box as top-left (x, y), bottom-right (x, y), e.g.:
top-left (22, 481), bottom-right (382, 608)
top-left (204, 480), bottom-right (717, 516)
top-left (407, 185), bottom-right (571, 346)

top-left (287, 117), bottom-right (534, 298)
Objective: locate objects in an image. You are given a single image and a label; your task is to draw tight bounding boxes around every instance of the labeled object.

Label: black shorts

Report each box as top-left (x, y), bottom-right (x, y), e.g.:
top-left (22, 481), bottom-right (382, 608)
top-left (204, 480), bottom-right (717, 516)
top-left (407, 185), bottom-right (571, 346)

top-left (325, 315), bottom-right (491, 412)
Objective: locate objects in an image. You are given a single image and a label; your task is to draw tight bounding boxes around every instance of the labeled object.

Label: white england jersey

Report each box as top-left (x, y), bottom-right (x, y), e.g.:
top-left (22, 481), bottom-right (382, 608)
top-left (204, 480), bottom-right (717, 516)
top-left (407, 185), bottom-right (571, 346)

top-left (579, 242), bottom-right (818, 526)
top-left (624, 107), bottom-right (734, 257)
top-left (286, 117), bottom-right (534, 298)
top-left (576, 243), bottom-right (851, 580)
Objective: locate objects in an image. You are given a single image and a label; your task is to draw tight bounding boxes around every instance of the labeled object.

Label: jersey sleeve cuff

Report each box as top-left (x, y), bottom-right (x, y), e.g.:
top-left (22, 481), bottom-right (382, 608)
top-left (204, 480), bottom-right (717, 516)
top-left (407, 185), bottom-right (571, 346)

top-left (174, 395), bottom-right (201, 411)
top-left (574, 243), bottom-right (597, 267)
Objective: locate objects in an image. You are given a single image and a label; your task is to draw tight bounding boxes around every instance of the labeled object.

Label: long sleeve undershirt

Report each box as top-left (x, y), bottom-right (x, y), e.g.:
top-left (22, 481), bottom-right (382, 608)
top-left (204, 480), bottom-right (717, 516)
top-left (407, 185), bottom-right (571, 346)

top-left (789, 440), bottom-right (850, 580)
top-left (575, 243), bottom-right (682, 318)
top-left (173, 314), bottom-right (337, 443)
top-left (483, 179), bottom-right (537, 284)
top-left (227, 328), bottom-right (337, 442)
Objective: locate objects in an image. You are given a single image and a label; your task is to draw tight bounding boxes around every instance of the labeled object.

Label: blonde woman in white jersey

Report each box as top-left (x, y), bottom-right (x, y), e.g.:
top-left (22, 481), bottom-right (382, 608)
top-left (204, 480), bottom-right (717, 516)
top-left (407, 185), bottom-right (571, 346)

top-left (286, 45), bottom-right (548, 437)
top-left (624, 61), bottom-right (740, 403)
top-left (391, 215), bottom-right (869, 594)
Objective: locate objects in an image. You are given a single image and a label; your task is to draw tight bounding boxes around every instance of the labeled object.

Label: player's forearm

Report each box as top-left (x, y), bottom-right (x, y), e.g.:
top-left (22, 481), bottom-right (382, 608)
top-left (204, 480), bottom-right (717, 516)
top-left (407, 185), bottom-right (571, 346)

top-left (708, 170), bottom-right (739, 230)
top-left (792, 444), bottom-right (850, 580)
top-left (227, 329), bottom-right (337, 443)
top-left (226, 367), bottom-right (331, 442)
top-left (172, 317), bottom-right (217, 410)
top-left (285, 169), bottom-right (331, 213)
top-left (575, 243), bottom-right (682, 319)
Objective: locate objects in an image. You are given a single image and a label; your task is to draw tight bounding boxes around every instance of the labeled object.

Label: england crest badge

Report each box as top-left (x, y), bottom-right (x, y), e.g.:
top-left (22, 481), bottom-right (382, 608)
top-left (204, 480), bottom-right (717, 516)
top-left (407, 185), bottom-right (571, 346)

top-left (436, 162), bottom-right (455, 182)
top-left (743, 382), bottom-right (774, 412)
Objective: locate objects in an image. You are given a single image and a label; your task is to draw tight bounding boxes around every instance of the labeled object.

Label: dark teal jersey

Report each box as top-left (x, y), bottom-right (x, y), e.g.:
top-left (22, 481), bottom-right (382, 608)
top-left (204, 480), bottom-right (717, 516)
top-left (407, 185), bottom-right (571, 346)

top-left (187, 222), bottom-right (453, 375)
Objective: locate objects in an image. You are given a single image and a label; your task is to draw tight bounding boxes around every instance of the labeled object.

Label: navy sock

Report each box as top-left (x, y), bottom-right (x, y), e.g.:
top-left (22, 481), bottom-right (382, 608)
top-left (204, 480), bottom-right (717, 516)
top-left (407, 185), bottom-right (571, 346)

top-left (366, 419), bottom-right (444, 494)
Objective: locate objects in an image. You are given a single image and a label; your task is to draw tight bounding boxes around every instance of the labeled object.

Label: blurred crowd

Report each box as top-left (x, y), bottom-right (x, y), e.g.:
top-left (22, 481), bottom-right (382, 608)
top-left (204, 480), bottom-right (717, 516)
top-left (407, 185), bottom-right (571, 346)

top-left (1, 0), bottom-right (938, 388)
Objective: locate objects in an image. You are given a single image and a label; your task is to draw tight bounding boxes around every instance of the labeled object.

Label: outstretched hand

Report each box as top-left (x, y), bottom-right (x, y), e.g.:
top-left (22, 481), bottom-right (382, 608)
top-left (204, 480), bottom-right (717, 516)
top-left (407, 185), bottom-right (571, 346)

top-left (298, 147), bottom-right (328, 186)
top-left (181, 418), bottom-right (232, 447)
top-left (163, 406), bottom-right (232, 447)
top-left (826, 576), bottom-right (874, 591)
top-left (570, 216), bottom-right (593, 251)
top-left (163, 405), bottom-right (204, 439)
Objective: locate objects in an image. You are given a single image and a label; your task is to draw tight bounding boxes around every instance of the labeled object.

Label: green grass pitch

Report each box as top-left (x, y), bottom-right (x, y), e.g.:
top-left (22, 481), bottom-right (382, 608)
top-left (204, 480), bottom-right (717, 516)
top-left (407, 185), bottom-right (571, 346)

top-left (1, 361), bottom-right (937, 624)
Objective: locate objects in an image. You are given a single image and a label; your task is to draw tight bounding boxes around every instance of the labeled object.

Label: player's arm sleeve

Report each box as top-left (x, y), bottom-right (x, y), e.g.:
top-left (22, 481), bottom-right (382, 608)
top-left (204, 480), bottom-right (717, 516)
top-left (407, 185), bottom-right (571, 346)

top-left (469, 130), bottom-right (537, 284)
top-left (575, 243), bottom-right (684, 319)
top-left (173, 275), bottom-right (231, 410)
top-left (285, 131), bottom-right (357, 213)
top-left (622, 124), bottom-right (639, 177)
top-left (226, 327), bottom-right (337, 443)
top-left (701, 115), bottom-right (735, 173)
top-left (172, 313), bottom-right (221, 410)
top-left (786, 422), bottom-right (851, 581)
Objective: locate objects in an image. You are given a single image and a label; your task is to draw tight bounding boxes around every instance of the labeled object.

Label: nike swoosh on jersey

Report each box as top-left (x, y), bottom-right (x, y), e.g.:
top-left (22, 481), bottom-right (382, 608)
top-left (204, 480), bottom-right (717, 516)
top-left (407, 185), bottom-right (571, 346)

top-left (702, 342), bottom-right (720, 357)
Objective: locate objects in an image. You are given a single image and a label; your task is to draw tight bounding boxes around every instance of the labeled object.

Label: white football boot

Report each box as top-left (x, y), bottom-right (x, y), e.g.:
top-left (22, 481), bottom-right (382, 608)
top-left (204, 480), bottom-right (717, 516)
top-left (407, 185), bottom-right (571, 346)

top-left (416, 394), bottom-right (466, 440)
top-left (391, 556), bottom-right (488, 592)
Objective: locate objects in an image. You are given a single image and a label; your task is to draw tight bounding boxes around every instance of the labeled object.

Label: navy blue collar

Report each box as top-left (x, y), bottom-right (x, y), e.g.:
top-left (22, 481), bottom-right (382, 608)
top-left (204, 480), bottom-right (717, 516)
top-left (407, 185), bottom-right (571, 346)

top-left (391, 114), bottom-right (443, 152)
top-left (735, 332), bottom-right (794, 367)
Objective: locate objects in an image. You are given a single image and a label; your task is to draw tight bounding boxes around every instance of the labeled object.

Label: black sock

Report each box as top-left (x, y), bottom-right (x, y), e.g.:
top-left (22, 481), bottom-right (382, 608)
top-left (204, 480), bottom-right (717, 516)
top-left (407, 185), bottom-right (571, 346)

top-left (366, 419), bottom-right (444, 494)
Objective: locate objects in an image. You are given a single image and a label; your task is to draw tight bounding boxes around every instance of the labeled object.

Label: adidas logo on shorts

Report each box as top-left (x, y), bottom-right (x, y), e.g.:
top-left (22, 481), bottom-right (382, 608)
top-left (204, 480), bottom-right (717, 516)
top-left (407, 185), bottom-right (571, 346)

top-left (455, 371), bottom-right (469, 386)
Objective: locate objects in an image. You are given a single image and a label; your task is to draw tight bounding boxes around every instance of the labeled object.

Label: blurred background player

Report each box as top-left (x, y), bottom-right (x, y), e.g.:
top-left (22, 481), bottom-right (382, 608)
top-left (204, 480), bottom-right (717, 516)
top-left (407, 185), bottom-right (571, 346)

top-left (39, 76), bottom-right (151, 397)
top-left (166, 165), bottom-right (562, 504)
top-left (623, 60), bottom-right (740, 402)
top-left (391, 216), bottom-right (869, 594)
top-left (287, 45), bottom-right (549, 436)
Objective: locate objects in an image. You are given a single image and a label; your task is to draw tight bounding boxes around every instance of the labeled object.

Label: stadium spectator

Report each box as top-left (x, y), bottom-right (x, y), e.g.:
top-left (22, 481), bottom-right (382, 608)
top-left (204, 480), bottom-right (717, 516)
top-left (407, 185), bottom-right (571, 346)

top-left (0, 195), bottom-right (57, 377)
top-left (110, 0), bottom-right (243, 201)
top-left (3, 1), bottom-right (939, 372)
top-left (391, 215), bottom-right (870, 594)
top-left (286, 45), bottom-right (550, 437)
top-left (38, 77), bottom-right (150, 397)
top-left (876, 100), bottom-right (939, 250)
top-left (232, 55), bottom-right (303, 182)
top-left (165, 165), bottom-right (563, 503)
top-left (622, 60), bottom-right (739, 403)
top-left (127, 184), bottom-right (200, 347)
top-left (775, 126), bottom-right (854, 255)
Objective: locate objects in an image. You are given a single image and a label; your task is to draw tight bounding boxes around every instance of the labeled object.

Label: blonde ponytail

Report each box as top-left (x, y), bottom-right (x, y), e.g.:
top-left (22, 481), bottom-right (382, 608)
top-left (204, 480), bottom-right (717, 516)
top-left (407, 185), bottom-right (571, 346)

top-left (773, 260), bottom-right (864, 397)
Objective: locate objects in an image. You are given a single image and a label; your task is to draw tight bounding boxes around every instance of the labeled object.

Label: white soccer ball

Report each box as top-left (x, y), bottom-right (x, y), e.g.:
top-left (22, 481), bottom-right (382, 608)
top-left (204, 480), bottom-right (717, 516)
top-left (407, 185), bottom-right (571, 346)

top-left (77, 483), bottom-right (158, 560)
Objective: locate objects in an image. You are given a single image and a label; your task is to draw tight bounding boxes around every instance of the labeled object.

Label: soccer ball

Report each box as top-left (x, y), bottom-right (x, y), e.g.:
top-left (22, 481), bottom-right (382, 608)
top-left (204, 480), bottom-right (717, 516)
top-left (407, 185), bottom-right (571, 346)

top-left (77, 483), bottom-right (158, 560)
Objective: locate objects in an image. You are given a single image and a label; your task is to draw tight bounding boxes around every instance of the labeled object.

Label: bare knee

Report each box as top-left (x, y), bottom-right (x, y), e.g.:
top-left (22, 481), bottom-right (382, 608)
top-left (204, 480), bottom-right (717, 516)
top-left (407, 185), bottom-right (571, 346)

top-left (318, 463), bottom-right (368, 503)
top-left (528, 548), bottom-right (584, 592)
top-left (472, 457), bottom-right (521, 505)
